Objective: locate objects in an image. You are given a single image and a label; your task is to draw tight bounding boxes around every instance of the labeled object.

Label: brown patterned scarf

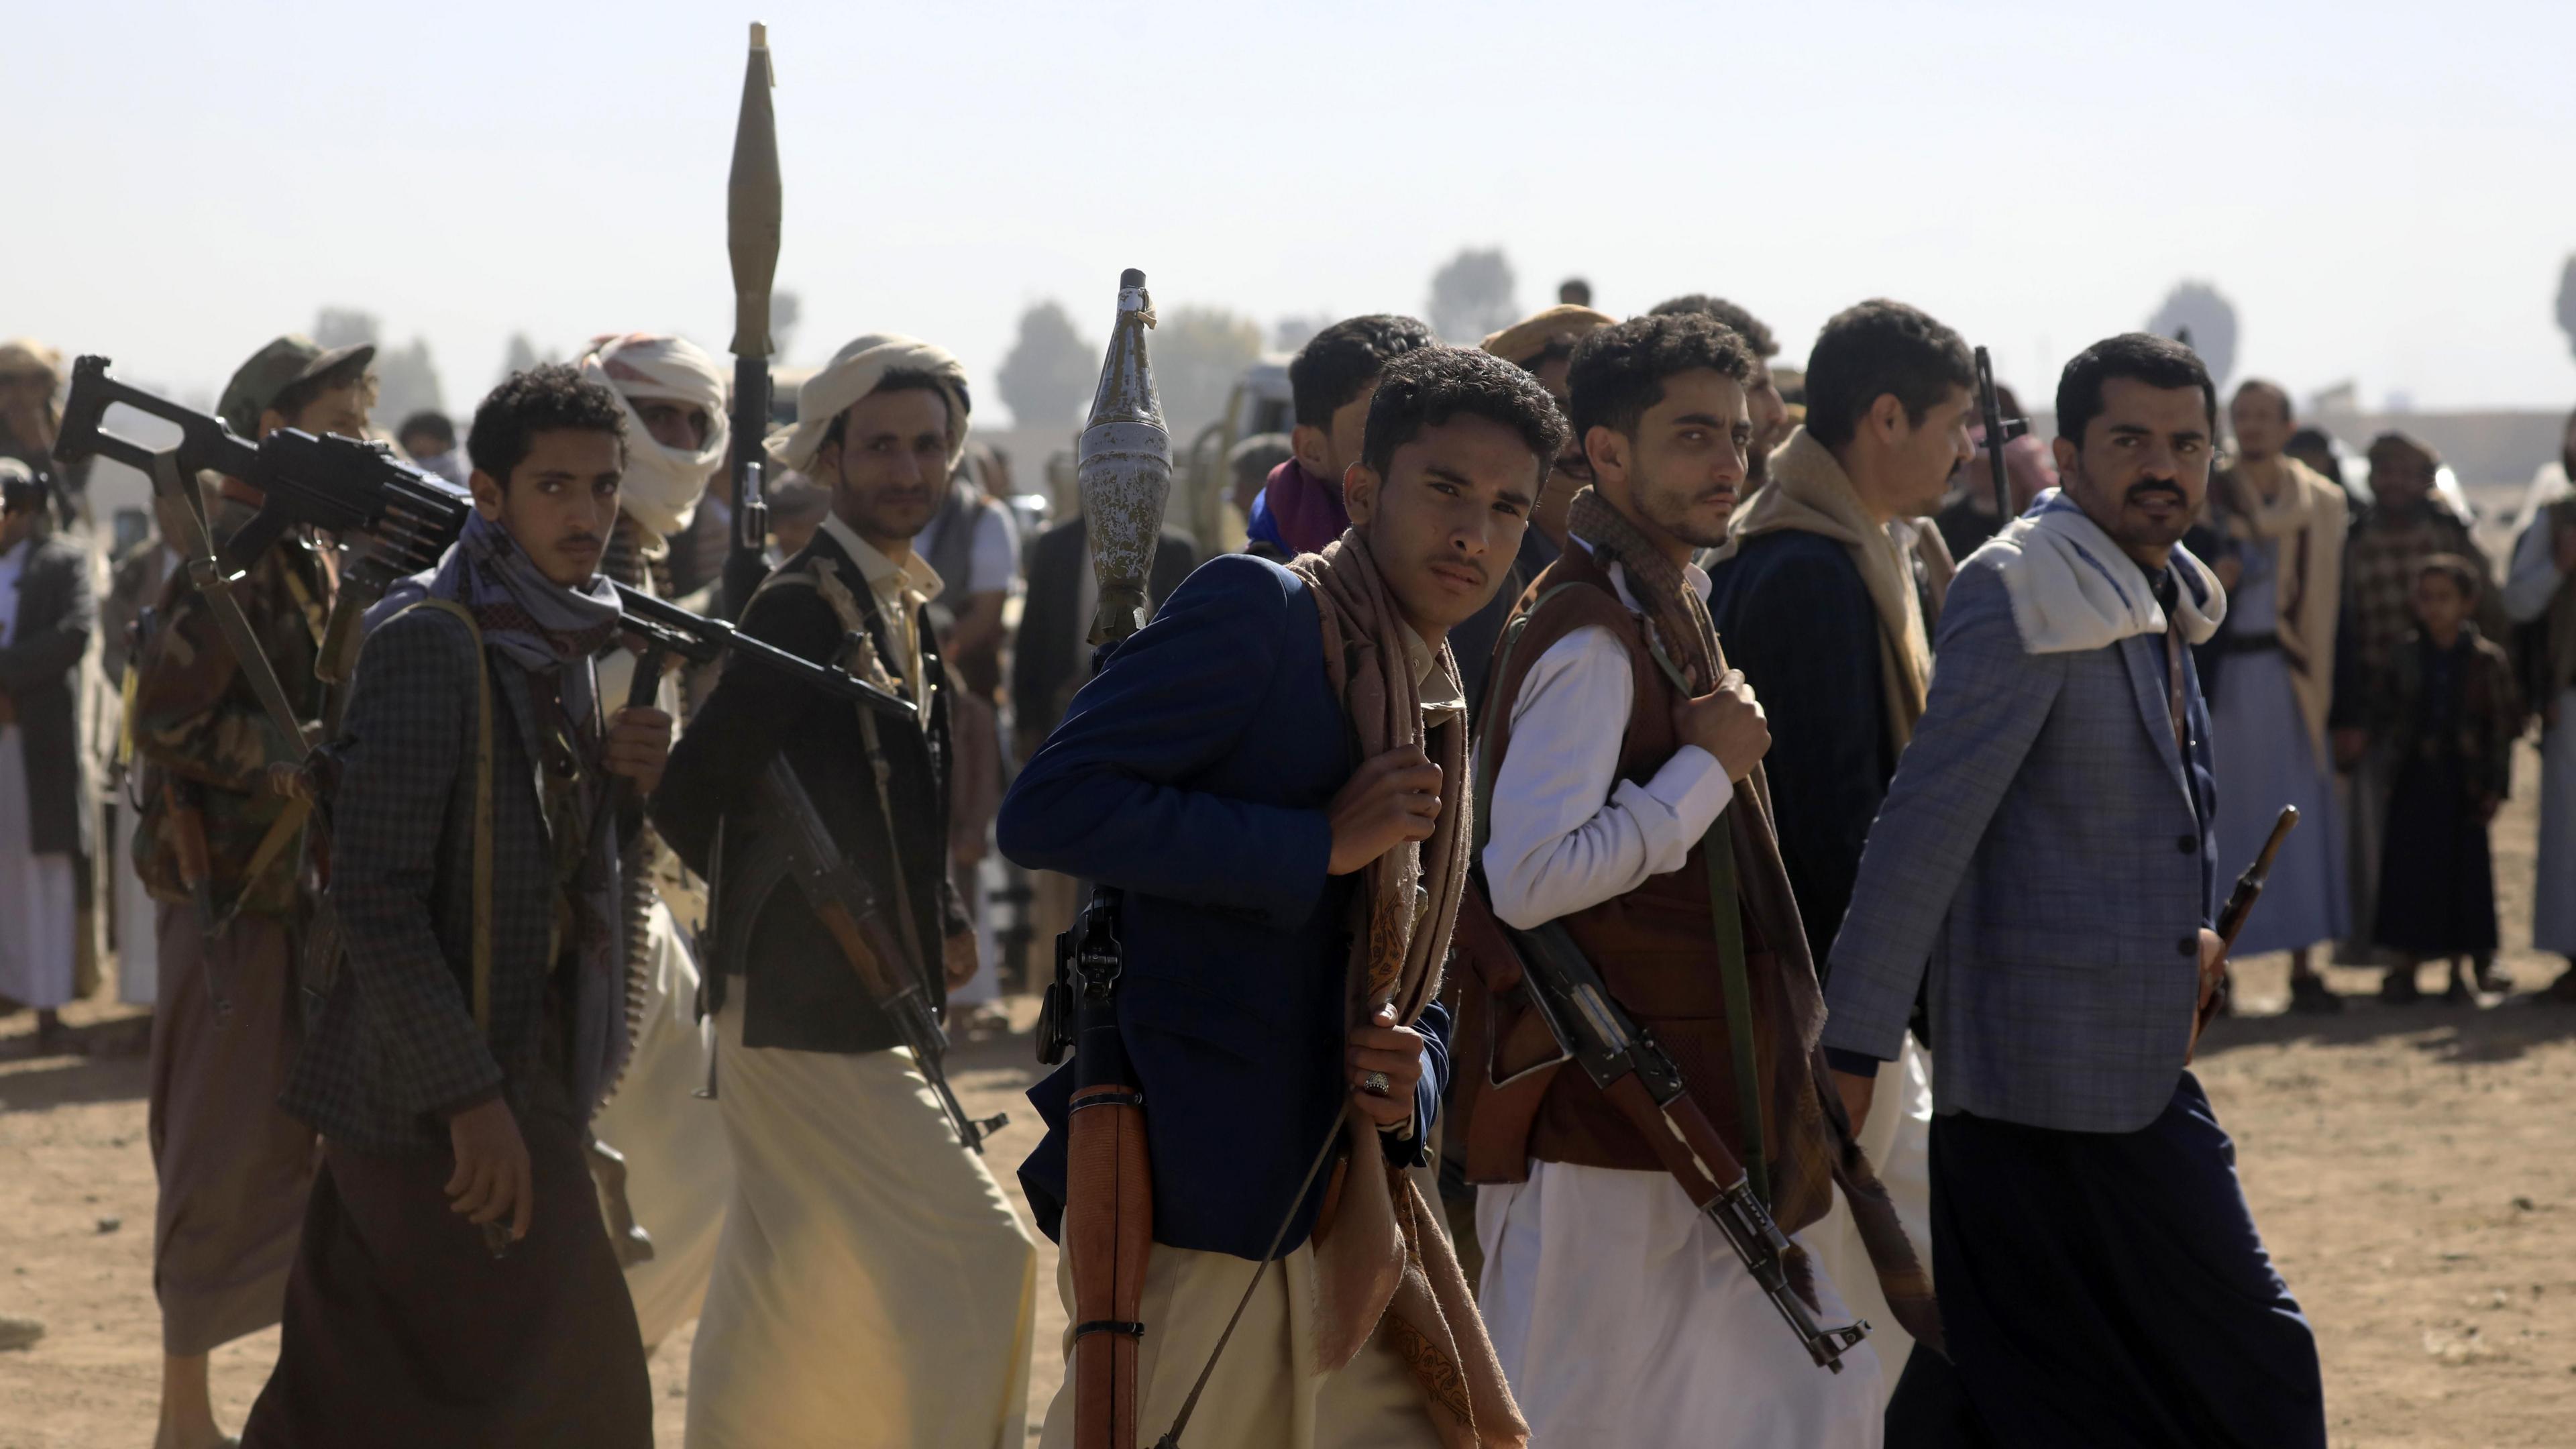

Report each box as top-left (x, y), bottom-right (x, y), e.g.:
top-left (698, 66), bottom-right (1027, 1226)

top-left (1286, 529), bottom-right (1527, 1449)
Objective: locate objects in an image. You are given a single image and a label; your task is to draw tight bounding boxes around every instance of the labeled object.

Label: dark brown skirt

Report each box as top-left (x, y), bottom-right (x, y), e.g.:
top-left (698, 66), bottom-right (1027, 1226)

top-left (240, 1103), bottom-right (651, 1448)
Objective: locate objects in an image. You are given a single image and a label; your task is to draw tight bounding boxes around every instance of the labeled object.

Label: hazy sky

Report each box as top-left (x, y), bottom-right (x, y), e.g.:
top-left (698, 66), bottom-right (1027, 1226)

top-left (17, 0), bottom-right (2576, 425)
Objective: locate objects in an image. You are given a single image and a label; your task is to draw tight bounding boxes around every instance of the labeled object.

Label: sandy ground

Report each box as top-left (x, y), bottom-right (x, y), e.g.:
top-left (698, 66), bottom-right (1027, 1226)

top-left (3, 739), bottom-right (2569, 1448)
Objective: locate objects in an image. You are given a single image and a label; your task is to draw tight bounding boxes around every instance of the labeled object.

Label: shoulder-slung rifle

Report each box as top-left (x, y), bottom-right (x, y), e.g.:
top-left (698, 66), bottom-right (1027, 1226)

top-left (1973, 345), bottom-right (2027, 525)
top-left (1454, 887), bottom-right (1871, 1372)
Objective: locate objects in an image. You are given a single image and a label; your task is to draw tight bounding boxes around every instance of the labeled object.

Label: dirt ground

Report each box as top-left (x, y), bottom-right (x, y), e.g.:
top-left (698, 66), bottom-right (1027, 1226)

top-left (3, 741), bottom-right (2569, 1448)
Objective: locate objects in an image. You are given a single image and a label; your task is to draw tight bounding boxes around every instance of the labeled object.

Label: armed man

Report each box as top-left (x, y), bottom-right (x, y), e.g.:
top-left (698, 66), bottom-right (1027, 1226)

top-left (650, 333), bottom-right (1040, 1448)
top-left (241, 366), bottom-right (668, 1446)
top-left (1002, 341), bottom-right (1566, 1449)
top-left (127, 333), bottom-right (366, 1449)
top-left (1465, 312), bottom-right (1933, 1446)
top-left (571, 329), bottom-right (736, 1350)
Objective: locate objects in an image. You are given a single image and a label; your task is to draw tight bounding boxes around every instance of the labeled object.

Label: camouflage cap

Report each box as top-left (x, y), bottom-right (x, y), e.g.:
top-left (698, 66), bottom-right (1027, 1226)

top-left (217, 335), bottom-right (376, 438)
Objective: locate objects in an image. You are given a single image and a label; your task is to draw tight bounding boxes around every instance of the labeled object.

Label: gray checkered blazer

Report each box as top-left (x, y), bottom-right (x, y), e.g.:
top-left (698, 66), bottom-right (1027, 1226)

top-left (282, 604), bottom-right (574, 1152)
top-left (1823, 555), bottom-right (2220, 1134)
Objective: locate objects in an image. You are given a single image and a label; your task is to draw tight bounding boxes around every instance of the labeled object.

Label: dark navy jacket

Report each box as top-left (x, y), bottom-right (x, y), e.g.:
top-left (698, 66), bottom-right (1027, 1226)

top-left (1705, 530), bottom-right (1898, 969)
top-left (999, 553), bottom-right (1449, 1261)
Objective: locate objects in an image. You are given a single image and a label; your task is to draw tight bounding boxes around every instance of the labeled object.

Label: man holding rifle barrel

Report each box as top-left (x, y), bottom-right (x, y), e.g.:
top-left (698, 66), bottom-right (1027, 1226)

top-left (241, 364), bottom-right (669, 1445)
top-left (1824, 333), bottom-right (2326, 1447)
top-left (1460, 311), bottom-right (1928, 1446)
top-left (651, 334), bottom-right (1040, 1449)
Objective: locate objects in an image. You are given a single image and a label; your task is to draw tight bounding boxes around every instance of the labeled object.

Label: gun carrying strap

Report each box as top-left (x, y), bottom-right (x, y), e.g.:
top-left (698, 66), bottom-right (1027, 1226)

top-left (146, 453), bottom-right (313, 759)
top-left (1641, 621), bottom-right (1770, 1209)
top-left (391, 599), bottom-right (498, 1032)
top-left (756, 559), bottom-right (936, 989)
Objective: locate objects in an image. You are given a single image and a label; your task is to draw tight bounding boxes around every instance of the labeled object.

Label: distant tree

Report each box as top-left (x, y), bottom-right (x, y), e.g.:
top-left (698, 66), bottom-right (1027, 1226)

top-left (1427, 247), bottom-right (1519, 343)
top-left (773, 289), bottom-right (803, 362)
top-left (313, 307), bottom-right (378, 350)
top-left (2556, 254), bottom-right (2576, 362)
top-left (499, 333), bottom-right (549, 383)
top-left (2147, 280), bottom-right (2238, 389)
top-left (1148, 306), bottom-right (1265, 439)
top-left (996, 301), bottom-right (1098, 431)
top-left (309, 307), bottom-right (441, 433)
top-left (1272, 315), bottom-right (1324, 354)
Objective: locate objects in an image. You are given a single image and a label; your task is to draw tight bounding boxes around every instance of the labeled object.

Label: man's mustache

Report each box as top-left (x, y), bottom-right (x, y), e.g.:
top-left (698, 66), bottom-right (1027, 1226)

top-left (2125, 480), bottom-right (2186, 506)
top-left (1428, 554), bottom-right (1487, 587)
top-left (556, 533), bottom-right (604, 551)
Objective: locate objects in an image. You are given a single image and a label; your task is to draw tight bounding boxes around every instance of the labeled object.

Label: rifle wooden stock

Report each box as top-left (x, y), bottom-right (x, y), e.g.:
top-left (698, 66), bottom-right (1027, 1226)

top-left (2192, 805), bottom-right (2300, 1056)
top-left (1061, 892), bottom-right (1149, 1449)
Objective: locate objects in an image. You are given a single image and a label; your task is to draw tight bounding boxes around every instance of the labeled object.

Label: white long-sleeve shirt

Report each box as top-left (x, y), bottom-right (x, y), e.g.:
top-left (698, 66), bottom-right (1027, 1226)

top-left (1480, 542), bottom-right (1733, 931)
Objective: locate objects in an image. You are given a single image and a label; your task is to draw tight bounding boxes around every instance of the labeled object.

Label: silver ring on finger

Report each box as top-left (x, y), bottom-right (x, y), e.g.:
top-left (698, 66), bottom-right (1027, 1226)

top-left (1360, 1070), bottom-right (1393, 1097)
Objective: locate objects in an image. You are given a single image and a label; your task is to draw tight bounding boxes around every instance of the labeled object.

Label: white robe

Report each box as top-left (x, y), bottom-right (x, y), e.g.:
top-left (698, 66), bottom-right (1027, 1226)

top-left (586, 898), bottom-right (730, 1350)
top-left (1478, 1164), bottom-right (1882, 1446)
top-left (0, 539), bottom-right (74, 1012)
top-left (2504, 502), bottom-right (2576, 955)
top-left (1806, 1033), bottom-right (1935, 1401)
top-left (685, 1008), bottom-right (1038, 1449)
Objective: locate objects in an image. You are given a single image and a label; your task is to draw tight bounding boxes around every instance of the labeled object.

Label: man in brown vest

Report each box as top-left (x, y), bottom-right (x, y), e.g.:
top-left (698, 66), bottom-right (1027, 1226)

top-left (1470, 311), bottom-right (1888, 1444)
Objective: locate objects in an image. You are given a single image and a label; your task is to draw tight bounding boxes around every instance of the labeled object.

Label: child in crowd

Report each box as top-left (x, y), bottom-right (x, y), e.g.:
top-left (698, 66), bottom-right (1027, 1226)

top-left (2374, 555), bottom-right (2523, 1003)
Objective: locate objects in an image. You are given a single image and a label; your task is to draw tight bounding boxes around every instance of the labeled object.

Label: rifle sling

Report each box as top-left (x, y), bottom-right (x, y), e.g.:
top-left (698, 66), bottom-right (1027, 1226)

top-left (149, 451), bottom-right (313, 757)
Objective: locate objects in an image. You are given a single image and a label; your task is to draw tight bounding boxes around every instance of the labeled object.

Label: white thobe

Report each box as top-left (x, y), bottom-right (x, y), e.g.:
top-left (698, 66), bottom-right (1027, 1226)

top-left (2506, 509), bottom-right (2576, 955)
top-left (0, 537), bottom-right (76, 1012)
top-left (1474, 539), bottom-right (1882, 1446)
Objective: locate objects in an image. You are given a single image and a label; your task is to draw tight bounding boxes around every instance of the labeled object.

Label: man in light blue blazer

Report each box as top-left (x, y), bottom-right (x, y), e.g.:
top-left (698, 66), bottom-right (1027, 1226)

top-left (1824, 333), bottom-right (2325, 1448)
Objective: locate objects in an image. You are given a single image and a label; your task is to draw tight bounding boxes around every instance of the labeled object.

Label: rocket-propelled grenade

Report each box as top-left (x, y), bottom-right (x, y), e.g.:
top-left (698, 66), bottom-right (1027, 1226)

top-left (722, 20), bottom-right (783, 619)
top-left (1077, 269), bottom-right (1172, 649)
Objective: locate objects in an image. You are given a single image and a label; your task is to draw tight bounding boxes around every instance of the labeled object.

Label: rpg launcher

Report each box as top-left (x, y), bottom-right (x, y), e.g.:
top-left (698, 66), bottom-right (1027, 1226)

top-left (1972, 345), bottom-right (2028, 524)
top-left (720, 20), bottom-right (783, 620)
top-left (1458, 888), bottom-right (1872, 1373)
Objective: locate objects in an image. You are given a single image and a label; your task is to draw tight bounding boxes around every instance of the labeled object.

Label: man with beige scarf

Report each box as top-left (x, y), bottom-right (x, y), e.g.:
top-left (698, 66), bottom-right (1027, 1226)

top-left (1703, 299), bottom-right (1976, 1397)
top-left (1003, 345), bottom-right (1568, 1448)
top-left (2207, 380), bottom-right (2349, 1010)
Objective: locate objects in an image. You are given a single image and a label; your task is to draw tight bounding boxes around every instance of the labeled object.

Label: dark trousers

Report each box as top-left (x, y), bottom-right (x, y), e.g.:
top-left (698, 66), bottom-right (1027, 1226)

top-left (241, 1102), bottom-right (651, 1448)
top-left (1886, 1073), bottom-right (2324, 1449)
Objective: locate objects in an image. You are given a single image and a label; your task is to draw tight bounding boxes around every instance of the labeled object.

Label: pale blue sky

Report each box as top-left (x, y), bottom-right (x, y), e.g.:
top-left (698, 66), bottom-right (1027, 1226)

top-left (16, 0), bottom-right (2576, 421)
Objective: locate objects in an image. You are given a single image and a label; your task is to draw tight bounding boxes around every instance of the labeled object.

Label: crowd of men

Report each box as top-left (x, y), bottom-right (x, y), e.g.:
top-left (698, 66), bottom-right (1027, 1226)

top-left (0, 286), bottom-right (2569, 1449)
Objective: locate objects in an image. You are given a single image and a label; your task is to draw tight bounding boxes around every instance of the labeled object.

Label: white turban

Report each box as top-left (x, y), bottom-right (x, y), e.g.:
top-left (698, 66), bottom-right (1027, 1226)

top-left (764, 333), bottom-right (971, 478)
top-left (579, 333), bottom-right (730, 544)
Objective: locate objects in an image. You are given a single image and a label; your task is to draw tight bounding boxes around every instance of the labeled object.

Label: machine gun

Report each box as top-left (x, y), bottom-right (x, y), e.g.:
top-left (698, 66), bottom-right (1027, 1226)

top-left (54, 356), bottom-right (914, 733)
top-left (1972, 345), bottom-right (2029, 524)
top-left (1457, 888), bottom-right (1872, 1373)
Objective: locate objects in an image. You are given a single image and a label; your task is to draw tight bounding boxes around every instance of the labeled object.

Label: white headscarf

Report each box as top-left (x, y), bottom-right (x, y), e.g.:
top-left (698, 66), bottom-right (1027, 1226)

top-left (764, 333), bottom-right (971, 477)
top-left (579, 333), bottom-right (730, 545)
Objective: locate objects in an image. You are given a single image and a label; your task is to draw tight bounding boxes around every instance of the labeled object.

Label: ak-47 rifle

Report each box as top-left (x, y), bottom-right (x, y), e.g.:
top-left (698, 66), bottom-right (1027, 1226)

top-left (761, 757), bottom-right (1004, 1151)
top-left (1454, 888), bottom-right (1872, 1372)
top-left (720, 21), bottom-right (782, 621)
top-left (2192, 804), bottom-right (2300, 1055)
top-left (1973, 345), bottom-right (2028, 525)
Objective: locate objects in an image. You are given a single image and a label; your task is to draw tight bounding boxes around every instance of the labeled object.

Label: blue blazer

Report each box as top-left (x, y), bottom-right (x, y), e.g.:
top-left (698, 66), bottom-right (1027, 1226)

top-left (1823, 553), bottom-right (2219, 1134)
top-left (998, 554), bottom-right (1448, 1260)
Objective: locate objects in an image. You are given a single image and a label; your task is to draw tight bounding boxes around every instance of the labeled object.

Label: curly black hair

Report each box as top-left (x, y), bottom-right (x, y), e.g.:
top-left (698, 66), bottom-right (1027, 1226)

top-left (2055, 333), bottom-right (2214, 448)
top-left (1566, 313), bottom-right (1756, 445)
top-left (1291, 314), bottom-right (1436, 428)
top-left (1359, 346), bottom-right (1568, 478)
top-left (1645, 294), bottom-right (1779, 360)
top-left (467, 364), bottom-right (627, 488)
top-left (1804, 299), bottom-right (1973, 449)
